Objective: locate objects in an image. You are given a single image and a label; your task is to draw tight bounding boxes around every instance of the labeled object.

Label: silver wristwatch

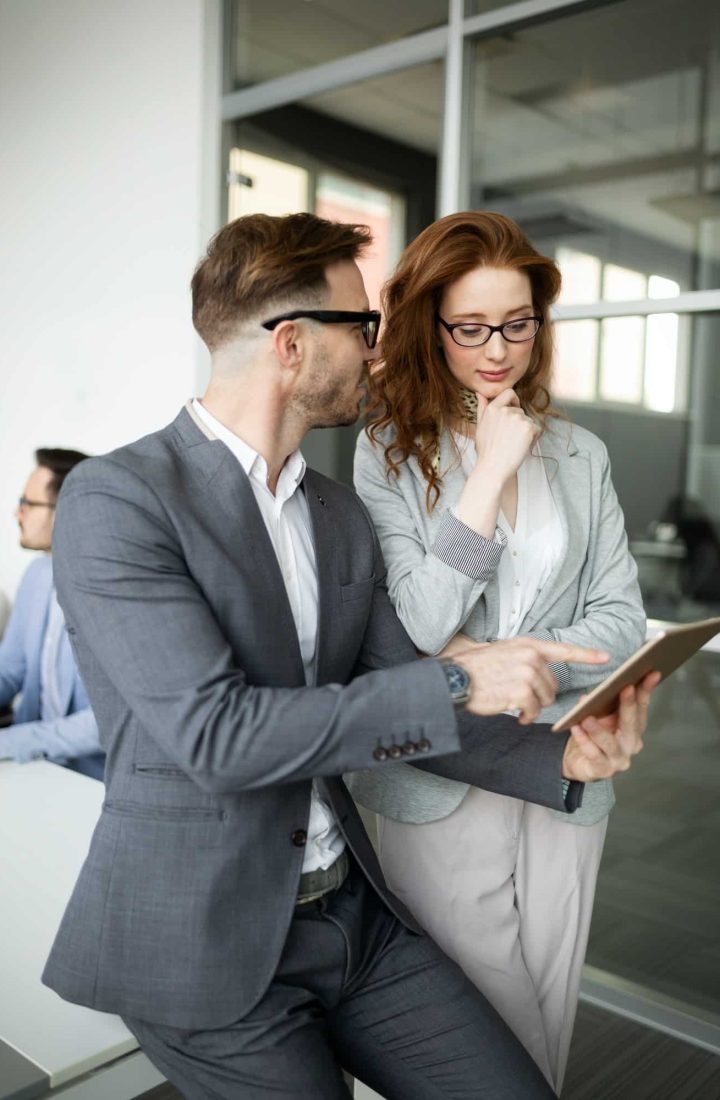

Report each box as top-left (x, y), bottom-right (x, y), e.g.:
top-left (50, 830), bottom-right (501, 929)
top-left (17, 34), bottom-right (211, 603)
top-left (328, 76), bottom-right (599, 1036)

top-left (438, 658), bottom-right (472, 708)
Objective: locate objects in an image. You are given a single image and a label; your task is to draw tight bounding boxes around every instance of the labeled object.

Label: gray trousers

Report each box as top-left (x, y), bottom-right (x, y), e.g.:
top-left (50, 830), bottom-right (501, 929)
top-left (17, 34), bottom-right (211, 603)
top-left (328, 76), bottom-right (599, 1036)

top-left (377, 789), bottom-right (608, 1094)
top-left (123, 860), bottom-right (555, 1099)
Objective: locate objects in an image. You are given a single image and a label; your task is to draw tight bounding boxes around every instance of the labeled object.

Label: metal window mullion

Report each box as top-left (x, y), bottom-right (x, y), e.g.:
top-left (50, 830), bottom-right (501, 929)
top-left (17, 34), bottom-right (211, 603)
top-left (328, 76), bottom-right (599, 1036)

top-left (438, 0), bottom-right (465, 216)
top-left (554, 289), bottom-right (720, 321)
top-left (221, 25), bottom-right (447, 121)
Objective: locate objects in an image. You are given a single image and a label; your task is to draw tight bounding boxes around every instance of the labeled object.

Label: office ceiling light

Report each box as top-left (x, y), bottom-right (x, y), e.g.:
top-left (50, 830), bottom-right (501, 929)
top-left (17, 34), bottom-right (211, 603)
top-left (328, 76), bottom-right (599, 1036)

top-left (652, 191), bottom-right (720, 224)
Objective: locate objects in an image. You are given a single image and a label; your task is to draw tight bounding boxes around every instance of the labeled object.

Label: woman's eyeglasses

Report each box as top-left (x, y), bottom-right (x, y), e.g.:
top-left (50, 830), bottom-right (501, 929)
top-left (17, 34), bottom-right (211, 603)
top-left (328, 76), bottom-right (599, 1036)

top-left (437, 315), bottom-right (543, 348)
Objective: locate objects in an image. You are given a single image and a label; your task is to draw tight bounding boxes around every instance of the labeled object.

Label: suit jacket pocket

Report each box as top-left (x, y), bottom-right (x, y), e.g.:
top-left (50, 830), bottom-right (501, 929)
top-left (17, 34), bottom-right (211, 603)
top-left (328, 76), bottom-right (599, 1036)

top-left (104, 798), bottom-right (224, 822)
top-left (133, 763), bottom-right (192, 781)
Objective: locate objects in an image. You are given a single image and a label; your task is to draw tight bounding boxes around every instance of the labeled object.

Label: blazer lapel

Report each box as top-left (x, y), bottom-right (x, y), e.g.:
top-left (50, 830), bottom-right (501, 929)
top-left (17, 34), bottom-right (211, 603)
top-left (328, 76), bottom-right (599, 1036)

top-left (172, 404), bottom-right (305, 682)
top-left (302, 469), bottom-right (338, 685)
top-left (521, 425), bottom-right (589, 631)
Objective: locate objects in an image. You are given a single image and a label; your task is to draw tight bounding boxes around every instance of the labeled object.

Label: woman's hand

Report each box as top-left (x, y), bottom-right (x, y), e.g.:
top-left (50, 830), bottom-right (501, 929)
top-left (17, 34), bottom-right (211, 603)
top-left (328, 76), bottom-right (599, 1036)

top-left (561, 672), bottom-right (661, 783)
top-left (454, 389), bottom-right (539, 538)
top-left (471, 389), bottom-right (539, 486)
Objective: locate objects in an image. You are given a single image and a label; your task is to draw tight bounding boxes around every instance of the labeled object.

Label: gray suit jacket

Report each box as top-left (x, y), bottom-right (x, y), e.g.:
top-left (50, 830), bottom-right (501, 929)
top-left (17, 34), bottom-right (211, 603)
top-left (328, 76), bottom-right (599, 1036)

top-left (348, 419), bottom-right (646, 826)
top-left (42, 405), bottom-right (579, 1029)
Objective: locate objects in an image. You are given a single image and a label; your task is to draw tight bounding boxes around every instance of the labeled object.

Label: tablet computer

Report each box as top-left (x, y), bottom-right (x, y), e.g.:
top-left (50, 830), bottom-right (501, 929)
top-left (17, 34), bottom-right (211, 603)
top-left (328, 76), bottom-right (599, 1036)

top-left (551, 616), bottom-right (720, 732)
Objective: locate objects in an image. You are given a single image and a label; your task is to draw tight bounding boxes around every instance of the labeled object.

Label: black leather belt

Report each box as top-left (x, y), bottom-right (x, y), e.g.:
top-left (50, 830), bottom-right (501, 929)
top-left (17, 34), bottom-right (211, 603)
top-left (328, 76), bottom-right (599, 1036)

top-left (296, 850), bottom-right (350, 905)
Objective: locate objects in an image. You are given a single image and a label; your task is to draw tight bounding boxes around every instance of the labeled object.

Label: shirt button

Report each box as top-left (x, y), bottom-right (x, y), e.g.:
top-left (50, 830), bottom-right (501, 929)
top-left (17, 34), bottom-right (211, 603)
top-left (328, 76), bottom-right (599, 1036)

top-left (515, 580), bottom-right (520, 586)
top-left (512, 551), bottom-right (518, 556)
top-left (373, 747), bottom-right (388, 762)
top-left (291, 830), bottom-right (307, 847)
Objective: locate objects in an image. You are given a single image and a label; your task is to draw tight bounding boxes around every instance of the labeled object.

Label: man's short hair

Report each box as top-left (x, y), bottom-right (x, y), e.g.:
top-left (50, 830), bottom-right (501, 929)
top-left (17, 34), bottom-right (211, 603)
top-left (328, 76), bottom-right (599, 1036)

top-left (191, 212), bottom-right (372, 351)
top-left (35, 448), bottom-right (89, 499)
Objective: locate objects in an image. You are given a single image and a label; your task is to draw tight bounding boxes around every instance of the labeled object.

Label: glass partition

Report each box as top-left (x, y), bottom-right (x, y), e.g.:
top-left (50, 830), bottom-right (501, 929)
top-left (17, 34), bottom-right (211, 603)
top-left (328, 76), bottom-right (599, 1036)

top-left (586, 642), bottom-right (720, 1018)
top-left (229, 0), bottom-right (450, 87)
top-left (466, 0), bottom-right (720, 298)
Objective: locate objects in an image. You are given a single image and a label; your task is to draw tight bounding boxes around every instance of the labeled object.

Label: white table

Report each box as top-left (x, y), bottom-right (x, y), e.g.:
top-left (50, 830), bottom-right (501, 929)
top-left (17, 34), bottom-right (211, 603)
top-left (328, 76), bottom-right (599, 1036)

top-left (0, 761), bottom-right (163, 1099)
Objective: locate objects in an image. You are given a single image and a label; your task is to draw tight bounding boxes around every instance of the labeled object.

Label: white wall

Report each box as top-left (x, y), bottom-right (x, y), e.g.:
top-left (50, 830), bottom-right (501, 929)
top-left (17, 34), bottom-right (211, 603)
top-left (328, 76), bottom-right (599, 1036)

top-left (0, 0), bottom-right (221, 596)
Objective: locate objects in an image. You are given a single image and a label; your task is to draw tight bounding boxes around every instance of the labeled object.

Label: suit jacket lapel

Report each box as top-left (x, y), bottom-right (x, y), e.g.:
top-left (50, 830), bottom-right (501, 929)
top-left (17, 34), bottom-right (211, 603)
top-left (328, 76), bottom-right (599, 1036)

top-left (172, 404), bottom-right (305, 683)
top-left (302, 469), bottom-right (338, 685)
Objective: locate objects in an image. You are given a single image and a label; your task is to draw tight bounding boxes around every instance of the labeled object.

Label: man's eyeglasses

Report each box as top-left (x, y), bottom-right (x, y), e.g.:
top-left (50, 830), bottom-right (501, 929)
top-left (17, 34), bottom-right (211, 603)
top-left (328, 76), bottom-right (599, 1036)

top-left (261, 310), bottom-right (381, 350)
top-left (18, 497), bottom-right (56, 510)
top-left (437, 315), bottom-right (543, 348)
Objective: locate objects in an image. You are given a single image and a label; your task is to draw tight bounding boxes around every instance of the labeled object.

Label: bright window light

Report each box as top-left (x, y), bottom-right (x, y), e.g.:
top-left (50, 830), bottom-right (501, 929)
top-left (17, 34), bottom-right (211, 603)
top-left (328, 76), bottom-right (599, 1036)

top-left (603, 264), bottom-right (647, 302)
top-left (553, 320), bottom-right (598, 401)
top-left (556, 247), bottom-right (602, 305)
top-left (600, 316), bottom-right (644, 402)
top-left (228, 149), bottom-right (309, 221)
top-left (648, 274), bottom-right (681, 299)
top-left (644, 313), bottom-right (679, 412)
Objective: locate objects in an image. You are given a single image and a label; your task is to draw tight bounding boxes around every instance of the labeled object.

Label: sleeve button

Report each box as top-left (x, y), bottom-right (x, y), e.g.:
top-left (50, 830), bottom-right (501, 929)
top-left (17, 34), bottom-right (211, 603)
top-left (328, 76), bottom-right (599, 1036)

top-left (417, 738), bottom-right (432, 753)
top-left (402, 741), bottom-right (417, 756)
top-left (373, 747), bottom-right (388, 762)
top-left (388, 745), bottom-right (403, 760)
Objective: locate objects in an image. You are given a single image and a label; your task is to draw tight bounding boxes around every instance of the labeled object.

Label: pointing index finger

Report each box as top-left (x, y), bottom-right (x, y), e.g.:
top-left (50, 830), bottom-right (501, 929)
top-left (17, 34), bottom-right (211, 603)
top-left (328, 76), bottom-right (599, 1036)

top-left (532, 640), bottom-right (610, 666)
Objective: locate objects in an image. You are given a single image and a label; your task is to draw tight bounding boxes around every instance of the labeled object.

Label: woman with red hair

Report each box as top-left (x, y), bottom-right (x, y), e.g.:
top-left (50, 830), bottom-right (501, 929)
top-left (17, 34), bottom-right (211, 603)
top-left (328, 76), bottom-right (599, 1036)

top-left (348, 211), bottom-right (645, 1092)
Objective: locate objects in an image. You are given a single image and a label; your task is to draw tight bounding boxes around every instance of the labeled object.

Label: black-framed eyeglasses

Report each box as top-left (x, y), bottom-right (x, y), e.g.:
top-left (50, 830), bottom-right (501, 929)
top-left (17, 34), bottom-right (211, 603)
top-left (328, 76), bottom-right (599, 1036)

top-left (18, 497), bottom-right (56, 510)
top-left (261, 310), bottom-right (381, 349)
top-left (437, 315), bottom-right (543, 348)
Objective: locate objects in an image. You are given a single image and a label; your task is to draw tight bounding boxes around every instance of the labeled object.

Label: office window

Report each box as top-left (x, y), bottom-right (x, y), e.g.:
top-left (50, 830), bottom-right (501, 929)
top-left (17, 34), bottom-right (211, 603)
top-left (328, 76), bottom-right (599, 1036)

top-left (553, 247), bottom-right (683, 413)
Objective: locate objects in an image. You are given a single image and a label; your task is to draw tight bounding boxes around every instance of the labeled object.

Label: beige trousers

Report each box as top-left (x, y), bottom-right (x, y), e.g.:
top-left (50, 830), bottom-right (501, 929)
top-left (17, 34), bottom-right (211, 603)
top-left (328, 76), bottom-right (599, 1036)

top-left (377, 789), bottom-right (608, 1096)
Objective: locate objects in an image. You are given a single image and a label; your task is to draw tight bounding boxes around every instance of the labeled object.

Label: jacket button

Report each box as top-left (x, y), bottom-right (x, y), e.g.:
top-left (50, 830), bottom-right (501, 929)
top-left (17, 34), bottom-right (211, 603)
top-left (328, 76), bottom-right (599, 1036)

top-left (373, 747), bottom-right (388, 762)
top-left (402, 741), bottom-right (417, 756)
top-left (291, 829), bottom-right (307, 847)
top-left (417, 738), bottom-right (432, 753)
top-left (388, 745), bottom-right (403, 760)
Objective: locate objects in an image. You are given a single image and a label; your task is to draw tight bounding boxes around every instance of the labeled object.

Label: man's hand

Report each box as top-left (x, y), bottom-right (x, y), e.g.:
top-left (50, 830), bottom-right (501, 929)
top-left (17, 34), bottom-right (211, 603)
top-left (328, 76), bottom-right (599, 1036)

top-left (561, 671), bottom-right (661, 782)
top-left (452, 638), bottom-right (609, 724)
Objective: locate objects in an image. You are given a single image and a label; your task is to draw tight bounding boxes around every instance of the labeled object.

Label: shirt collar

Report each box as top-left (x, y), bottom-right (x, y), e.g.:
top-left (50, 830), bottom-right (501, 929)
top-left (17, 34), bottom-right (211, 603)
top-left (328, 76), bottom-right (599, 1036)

top-left (191, 398), bottom-right (306, 496)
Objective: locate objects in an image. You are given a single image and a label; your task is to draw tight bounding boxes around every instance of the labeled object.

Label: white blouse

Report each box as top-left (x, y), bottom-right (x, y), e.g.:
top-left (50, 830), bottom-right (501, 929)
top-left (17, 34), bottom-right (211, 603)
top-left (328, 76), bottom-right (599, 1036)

top-left (455, 435), bottom-right (563, 638)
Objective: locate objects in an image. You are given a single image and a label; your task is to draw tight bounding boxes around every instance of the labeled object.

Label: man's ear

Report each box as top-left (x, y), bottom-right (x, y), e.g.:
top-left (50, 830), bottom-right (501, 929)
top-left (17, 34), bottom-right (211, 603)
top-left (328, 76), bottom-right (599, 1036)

top-left (270, 320), bottom-right (304, 376)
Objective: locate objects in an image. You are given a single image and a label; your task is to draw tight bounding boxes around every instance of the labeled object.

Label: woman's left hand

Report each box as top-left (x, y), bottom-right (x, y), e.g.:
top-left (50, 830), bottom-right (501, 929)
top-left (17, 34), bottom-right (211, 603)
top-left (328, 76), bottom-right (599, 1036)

top-left (561, 671), bottom-right (661, 783)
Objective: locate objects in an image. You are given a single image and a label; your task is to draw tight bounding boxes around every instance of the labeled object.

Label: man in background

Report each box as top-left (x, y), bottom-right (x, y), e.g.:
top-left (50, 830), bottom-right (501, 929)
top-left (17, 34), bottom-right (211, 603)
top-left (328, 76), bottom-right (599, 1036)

top-left (0, 449), bottom-right (104, 779)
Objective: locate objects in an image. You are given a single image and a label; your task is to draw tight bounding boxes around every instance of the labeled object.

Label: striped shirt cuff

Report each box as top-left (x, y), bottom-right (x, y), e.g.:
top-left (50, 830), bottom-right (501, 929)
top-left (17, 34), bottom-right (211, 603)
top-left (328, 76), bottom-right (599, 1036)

top-left (431, 511), bottom-right (506, 580)
top-left (528, 628), bottom-right (572, 690)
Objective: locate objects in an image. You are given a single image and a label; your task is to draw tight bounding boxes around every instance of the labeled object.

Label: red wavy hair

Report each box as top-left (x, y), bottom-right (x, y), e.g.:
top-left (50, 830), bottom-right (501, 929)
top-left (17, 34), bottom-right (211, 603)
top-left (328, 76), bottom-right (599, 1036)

top-left (366, 211), bottom-right (562, 508)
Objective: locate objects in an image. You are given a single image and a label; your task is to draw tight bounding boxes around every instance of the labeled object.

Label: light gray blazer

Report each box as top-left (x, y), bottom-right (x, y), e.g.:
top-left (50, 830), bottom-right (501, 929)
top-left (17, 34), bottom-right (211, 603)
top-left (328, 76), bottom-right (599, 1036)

top-left (348, 418), bottom-right (646, 826)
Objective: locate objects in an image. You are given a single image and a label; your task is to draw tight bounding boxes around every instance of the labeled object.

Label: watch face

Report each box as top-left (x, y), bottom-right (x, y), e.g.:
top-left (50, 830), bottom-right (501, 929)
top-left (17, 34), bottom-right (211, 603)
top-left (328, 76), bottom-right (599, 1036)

top-left (445, 661), bottom-right (471, 699)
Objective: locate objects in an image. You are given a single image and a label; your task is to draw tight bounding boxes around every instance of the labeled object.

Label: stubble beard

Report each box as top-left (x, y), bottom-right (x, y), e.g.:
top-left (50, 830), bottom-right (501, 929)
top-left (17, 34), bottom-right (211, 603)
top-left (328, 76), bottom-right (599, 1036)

top-left (296, 345), bottom-right (362, 430)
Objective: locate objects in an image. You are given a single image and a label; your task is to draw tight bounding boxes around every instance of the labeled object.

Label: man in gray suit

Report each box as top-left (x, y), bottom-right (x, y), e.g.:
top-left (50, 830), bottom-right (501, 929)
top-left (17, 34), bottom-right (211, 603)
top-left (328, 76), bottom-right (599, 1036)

top-left (43, 213), bottom-right (656, 1099)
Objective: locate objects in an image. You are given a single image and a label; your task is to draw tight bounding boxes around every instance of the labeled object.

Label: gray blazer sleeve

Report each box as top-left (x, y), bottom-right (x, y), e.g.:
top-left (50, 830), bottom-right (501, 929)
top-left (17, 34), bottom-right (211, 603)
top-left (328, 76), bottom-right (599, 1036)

top-left (52, 459), bottom-right (461, 795)
top-left (354, 431), bottom-right (503, 655)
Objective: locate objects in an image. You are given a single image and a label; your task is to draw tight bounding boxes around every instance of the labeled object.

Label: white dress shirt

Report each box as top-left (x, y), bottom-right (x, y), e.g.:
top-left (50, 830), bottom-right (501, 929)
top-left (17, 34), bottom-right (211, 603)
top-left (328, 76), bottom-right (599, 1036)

top-left (456, 435), bottom-right (563, 639)
top-left (40, 589), bottom-right (67, 721)
top-left (192, 399), bottom-right (345, 872)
